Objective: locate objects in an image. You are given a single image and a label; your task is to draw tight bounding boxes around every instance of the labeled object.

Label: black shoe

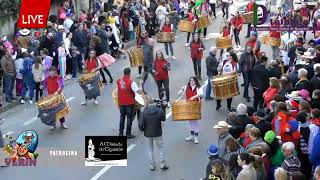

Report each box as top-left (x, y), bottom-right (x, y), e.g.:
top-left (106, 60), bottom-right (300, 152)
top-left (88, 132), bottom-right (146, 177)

top-left (160, 165), bottom-right (169, 171)
top-left (102, 81), bottom-right (108, 85)
top-left (216, 104), bottom-right (221, 110)
top-left (126, 134), bottom-right (136, 139)
top-left (245, 36), bottom-right (250, 38)
top-left (205, 97), bottom-right (214, 101)
top-left (228, 107), bottom-right (233, 112)
top-left (109, 79), bottom-right (113, 83)
top-left (241, 83), bottom-right (244, 87)
top-left (119, 133), bottom-right (123, 136)
top-left (246, 98), bottom-right (251, 102)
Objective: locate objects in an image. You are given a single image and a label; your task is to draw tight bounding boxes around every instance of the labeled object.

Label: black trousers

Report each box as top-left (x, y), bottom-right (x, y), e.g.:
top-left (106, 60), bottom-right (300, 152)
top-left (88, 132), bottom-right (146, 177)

top-left (233, 28), bottom-right (240, 45)
top-left (156, 79), bottom-right (170, 101)
top-left (142, 65), bottom-right (154, 91)
top-left (35, 82), bottom-right (43, 102)
top-left (197, 28), bottom-right (207, 37)
top-left (187, 32), bottom-right (195, 43)
top-left (100, 67), bottom-right (113, 83)
top-left (221, 2), bottom-right (229, 19)
top-left (209, 3), bottom-right (216, 17)
top-left (217, 98), bottom-right (232, 109)
top-left (119, 105), bottom-right (134, 135)
top-left (253, 88), bottom-right (264, 111)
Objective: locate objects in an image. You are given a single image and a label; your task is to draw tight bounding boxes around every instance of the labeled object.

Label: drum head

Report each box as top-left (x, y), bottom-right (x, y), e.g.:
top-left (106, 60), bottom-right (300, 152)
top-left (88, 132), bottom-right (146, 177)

top-left (135, 94), bottom-right (145, 106)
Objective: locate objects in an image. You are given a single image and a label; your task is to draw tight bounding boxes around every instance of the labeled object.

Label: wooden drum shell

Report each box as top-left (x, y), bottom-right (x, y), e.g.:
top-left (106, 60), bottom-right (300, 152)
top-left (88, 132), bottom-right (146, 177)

top-left (178, 20), bottom-right (195, 33)
top-left (172, 100), bottom-right (201, 121)
top-left (242, 12), bottom-right (254, 24)
top-left (127, 48), bottom-right (143, 67)
top-left (156, 32), bottom-right (175, 43)
top-left (79, 72), bottom-right (99, 84)
top-left (37, 93), bottom-right (65, 110)
top-left (211, 74), bottom-right (240, 100)
top-left (216, 37), bottom-right (232, 49)
top-left (196, 15), bottom-right (212, 29)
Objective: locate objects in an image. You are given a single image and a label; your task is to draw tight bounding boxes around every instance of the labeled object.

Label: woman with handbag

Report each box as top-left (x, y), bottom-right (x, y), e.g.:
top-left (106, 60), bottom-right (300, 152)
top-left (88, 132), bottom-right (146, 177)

top-left (162, 17), bottom-right (176, 60)
top-left (189, 33), bottom-right (205, 81)
top-left (91, 36), bottom-right (114, 85)
top-left (178, 76), bottom-right (203, 144)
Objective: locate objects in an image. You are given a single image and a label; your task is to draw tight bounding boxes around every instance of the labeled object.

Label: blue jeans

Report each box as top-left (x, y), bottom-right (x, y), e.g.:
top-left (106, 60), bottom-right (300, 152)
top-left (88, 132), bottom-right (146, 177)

top-left (3, 75), bottom-right (15, 100)
top-left (119, 105), bottom-right (134, 135)
top-left (205, 77), bottom-right (212, 98)
top-left (242, 71), bottom-right (252, 98)
top-left (22, 75), bottom-right (35, 100)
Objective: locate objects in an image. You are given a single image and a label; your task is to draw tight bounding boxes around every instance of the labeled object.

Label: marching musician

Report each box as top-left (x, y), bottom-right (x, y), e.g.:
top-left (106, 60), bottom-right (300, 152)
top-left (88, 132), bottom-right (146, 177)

top-left (43, 66), bottom-right (69, 130)
top-left (216, 52), bottom-right (239, 111)
top-left (81, 49), bottom-right (101, 106)
top-left (270, 16), bottom-right (281, 60)
top-left (245, 0), bottom-right (257, 38)
top-left (162, 17), bottom-right (176, 60)
top-left (195, 0), bottom-right (210, 39)
top-left (154, 50), bottom-right (171, 105)
top-left (178, 76), bottom-right (203, 144)
top-left (219, 20), bottom-right (232, 60)
top-left (245, 31), bottom-right (261, 58)
top-left (189, 33), bottom-right (205, 81)
top-left (231, 12), bottom-right (244, 47)
top-left (117, 68), bottom-right (143, 139)
top-left (184, 8), bottom-right (197, 47)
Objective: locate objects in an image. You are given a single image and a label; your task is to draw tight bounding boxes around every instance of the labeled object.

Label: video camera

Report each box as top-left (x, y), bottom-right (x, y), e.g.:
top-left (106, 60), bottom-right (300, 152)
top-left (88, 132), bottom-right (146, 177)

top-left (153, 99), bottom-right (168, 109)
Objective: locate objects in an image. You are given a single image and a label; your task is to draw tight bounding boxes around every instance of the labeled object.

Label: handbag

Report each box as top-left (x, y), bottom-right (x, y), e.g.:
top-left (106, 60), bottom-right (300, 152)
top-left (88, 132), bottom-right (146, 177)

top-left (97, 53), bottom-right (116, 68)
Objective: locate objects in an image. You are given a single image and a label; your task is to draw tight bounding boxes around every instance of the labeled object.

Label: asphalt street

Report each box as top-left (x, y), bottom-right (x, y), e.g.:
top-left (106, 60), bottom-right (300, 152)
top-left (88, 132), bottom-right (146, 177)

top-left (0, 5), bottom-right (313, 180)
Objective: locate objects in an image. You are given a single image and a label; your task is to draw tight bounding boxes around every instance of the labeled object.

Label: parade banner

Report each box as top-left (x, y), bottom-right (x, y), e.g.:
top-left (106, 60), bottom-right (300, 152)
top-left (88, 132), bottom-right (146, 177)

top-left (17, 0), bottom-right (51, 28)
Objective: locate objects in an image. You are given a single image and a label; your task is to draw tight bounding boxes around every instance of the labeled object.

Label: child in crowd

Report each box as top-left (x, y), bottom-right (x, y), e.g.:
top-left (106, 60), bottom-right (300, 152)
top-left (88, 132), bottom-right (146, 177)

top-left (129, 18), bottom-right (135, 41)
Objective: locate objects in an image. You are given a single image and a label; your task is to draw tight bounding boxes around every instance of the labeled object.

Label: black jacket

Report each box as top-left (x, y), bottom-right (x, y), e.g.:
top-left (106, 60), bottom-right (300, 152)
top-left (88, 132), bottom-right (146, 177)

top-left (74, 29), bottom-right (88, 49)
top-left (255, 120), bottom-right (272, 138)
top-left (138, 104), bottom-right (165, 137)
top-left (268, 66), bottom-right (282, 79)
top-left (309, 74), bottom-right (320, 93)
top-left (204, 156), bottom-right (227, 180)
top-left (295, 79), bottom-right (310, 92)
top-left (252, 63), bottom-right (269, 92)
top-left (205, 52), bottom-right (218, 77)
top-left (239, 52), bottom-right (256, 73)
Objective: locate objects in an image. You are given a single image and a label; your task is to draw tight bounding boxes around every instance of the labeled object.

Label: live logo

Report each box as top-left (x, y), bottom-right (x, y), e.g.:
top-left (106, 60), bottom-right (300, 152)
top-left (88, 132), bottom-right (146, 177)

top-left (21, 15), bottom-right (44, 25)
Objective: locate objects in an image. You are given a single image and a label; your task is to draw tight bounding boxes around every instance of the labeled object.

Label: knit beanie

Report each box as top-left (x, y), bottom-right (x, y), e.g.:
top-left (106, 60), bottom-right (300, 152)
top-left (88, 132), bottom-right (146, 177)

top-left (264, 130), bottom-right (276, 144)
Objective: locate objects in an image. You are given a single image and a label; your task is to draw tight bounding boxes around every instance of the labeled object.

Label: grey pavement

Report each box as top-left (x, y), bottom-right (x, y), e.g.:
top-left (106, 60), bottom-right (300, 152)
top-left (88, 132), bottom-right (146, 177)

top-left (0, 6), bottom-right (314, 180)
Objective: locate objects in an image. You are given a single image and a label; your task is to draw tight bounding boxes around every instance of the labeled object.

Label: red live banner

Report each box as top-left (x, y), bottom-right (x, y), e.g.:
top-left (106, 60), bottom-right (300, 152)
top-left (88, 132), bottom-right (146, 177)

top-left (17, 0), bottom-right (51, 28)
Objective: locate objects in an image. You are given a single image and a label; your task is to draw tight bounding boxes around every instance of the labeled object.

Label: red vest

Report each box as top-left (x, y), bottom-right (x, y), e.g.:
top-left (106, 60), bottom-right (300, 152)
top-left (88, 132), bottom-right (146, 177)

top-left (187, 13), bottom-right (194, 22)
top-left (154, 59), bottom-right (169, 80)
top-left (269, 31), bottom-right (281, 38)
top-left (163, 24), bottom-right (172, 32)
top-left (186, 85), bottom-right (199, 101)
top-left (47, 75), bottom-right (60, 95)
top-left (231, 16), bottom-right (243, 30)
top-left (247, 2), bottom-right (255, 12)
top-left (246, 39), bottom-right (259, 55)
top-left (190, 42), bottom-right (203, 60)
top-left (117, 75), bottom-right (135, 106)
top-left (86, 58), bottom-right (98, 72)
top-left (222, 26), bottom-right (231, 37)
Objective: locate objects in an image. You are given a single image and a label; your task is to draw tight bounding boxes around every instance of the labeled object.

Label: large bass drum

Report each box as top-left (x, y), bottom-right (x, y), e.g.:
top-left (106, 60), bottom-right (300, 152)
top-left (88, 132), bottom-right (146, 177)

top-left (196, 15), bottom-right (212, 29)
top-left (156, 32), bottom-right (175, 43)
top-left (172, 100), bottom-right (201, 121)
top-left (112, 89), bottom-right (145, 111)
top-left (242, 12), bottom-right (254, 24)
top-left (127, 48), bottom-right (143, 67)
top-left (211, 74), bottom-right (240, 100)
top-left (216, 36), bottom-right (232, 49)
top-left (178, 20), bottom-right (195, 32)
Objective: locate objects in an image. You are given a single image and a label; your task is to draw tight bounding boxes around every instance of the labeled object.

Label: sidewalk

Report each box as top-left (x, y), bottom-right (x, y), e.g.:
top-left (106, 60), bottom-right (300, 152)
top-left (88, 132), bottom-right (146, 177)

top-left (0, 40), bottom-right (137, 114)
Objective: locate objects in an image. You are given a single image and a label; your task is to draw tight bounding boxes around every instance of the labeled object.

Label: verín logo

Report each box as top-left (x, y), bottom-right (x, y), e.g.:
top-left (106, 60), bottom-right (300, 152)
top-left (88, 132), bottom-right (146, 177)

top-left (17, 0), bottom-right (51, 28)
top-left (85, 136), bottom-right (127, 166)
top-left (3, 130), bottom-right (39, 166)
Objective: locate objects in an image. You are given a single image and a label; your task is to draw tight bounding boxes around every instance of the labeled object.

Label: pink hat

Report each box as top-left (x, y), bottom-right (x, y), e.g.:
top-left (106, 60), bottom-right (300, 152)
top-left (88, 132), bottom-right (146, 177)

top-left (299, 89), bottom-right (311, 101)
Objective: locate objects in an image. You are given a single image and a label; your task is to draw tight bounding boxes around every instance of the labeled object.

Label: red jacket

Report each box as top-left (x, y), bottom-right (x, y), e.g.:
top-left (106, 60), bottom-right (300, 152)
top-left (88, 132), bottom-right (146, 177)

top-left (246, 39), bottom-right (260, 55)
top-left (86, 58), bottom-right (98, 72)
top-left (231, 16), bottom-right (244, 30)
top-left (269, 31), bottom-right (281, 38)
top-left (190, 41), bottom-right (204, 60)
top-left (300, 7), bottom-right (309, 17)
top-left (46, 75), bottom-right (62, 95)
top-left (186, 85), bottom-right (200, 101)
top-left (154, 58), bottom-right (169, 80)
top-left (163, 24), bottom-right (172, 32)
top-left (263, 87), bottom-right (279, 109)
top-left (117, 75), bottom-right (135, 106)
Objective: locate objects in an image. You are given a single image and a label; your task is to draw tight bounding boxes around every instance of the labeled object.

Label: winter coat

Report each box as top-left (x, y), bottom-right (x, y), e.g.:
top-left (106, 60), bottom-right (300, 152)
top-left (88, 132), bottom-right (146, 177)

top-left (309, 74), bottom-right (320, 93)
top-left (236, 164), bottom-right (257, 180)
top-left (138, 104), bottom-right (165, 137)
top-left (252, 64), bottom-right (269, 92)
top-left (239, 52), bottom-right (256, 73)
top-left (218, 132), bottom-right (235, 158)
top-left (263, 87), bottom-right (279, 109)
top-left (268, 66), bottom-right (282, 79)
top-left (205, 52), bottom-right (219, 77)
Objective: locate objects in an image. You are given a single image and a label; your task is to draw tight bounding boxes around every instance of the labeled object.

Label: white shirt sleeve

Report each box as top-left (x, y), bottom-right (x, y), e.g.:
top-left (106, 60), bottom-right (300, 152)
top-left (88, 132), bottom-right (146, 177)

top-left (197, 87), bottom-right (204, 98)
top-left (131, 81), bottom-right (140, 93)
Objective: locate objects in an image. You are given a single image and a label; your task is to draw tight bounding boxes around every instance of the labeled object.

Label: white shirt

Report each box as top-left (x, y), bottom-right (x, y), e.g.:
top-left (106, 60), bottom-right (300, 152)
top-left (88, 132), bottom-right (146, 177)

top-left (209, 0), bottom-right (217, 4)
top-left (64, 38), bottom-right (71, 55)
top-left (180, 85), bottom-right (204, 99)
top-left (219, 60), bottom-right (239, 75)
top-left (131, 81), bottom-right (140, 93)
top-left (222, 0), bottom-right (229, 3)
top-left (156, 6), bottom-right (169, 20)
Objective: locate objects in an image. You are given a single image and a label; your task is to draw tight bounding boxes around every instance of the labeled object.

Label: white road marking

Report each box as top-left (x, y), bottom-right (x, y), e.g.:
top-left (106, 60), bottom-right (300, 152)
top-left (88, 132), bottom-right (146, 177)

top-left (66, 97), bottom-right (76, 102)
top-left (90, 144), bottom-right (137, 180)
top-left (166, 110), bottom-right (172, 119)
top-left (22, 96), bottom-right (76, 127)
top-left (23, 117), bottom-right (38, 126)
top-left (2, 131), bottom-right (14, 138)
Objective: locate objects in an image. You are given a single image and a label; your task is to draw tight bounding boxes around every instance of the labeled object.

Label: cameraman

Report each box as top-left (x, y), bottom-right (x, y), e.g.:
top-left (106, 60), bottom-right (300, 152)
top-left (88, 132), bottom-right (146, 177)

top-left (138, 96), bottom-right (169, 171)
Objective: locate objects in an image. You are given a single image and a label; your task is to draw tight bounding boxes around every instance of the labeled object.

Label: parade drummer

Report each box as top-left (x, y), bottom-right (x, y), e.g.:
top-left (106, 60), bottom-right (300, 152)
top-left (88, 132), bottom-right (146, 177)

top-left (43, 66), bottom-right (69, 130)
top-left (162, 17), bottom-right (176, 60)
top-left (81, 49), bottom-right (101, 106)
top-left (189, 33), bottom-right (205, 81)
top-left (154, 50), bottom-right (171, 106)
top-left (184, 8), bottom-right (197, 47)
top-left (270, 16), bottom-right (281, 60)
top-left (216, 52), bottom-right (239, 111)
top-left (178, 76), bottom-right (203, 144)
top-left (195, 0), bottom-right (210, 39)
top-left (246, 31), bottom-right (261, 58)
top-left (117, 68), bottom-right (143, 139)
top-left (219, 20), bottom-right (232, 60)
top-left (231, 12), bottom-right (244, 47)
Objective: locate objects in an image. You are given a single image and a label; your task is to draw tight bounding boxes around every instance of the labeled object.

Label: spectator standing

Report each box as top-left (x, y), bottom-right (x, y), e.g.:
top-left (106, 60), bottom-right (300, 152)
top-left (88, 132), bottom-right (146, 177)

top-left (213, 121), bottom-right (234, 158)
top-left (281, 142), bottom-right (301, 174)
top-left (205, 46), bottom-right (218, 100)
top-left (20, 53), bottom-right (35, 104)
top-left (1, 51), bottom-right (16, 102)
top-left (263, 77), bottom-right (280, 111)
top-left (58, 42), bottom-right (67, 80)
top-left (32, 56), bottom-right (45, 102)
top-left (14, 50), bottom-right (24, 97)
top-left (236, 153), bottom-right (257, 180)
top-left (15, 29), bottom-right (31, 49)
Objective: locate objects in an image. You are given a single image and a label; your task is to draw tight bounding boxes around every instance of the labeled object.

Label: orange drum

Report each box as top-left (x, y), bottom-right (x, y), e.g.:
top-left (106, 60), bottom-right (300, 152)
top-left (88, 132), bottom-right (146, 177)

top-left (172, 100), bottom-right (201, 121)
top-left (196, 15), bottom-right (212, 29)
top-left (127, 48), bottom-right (143, 67)
top-left (156, 32), bottom-right (175, 43)
top-left (269, 37), bottom-right (281, 46)
top-left (260, 34), bottom-right (270, 45)
top-left (242, 12), bottom-right (254, 24)
top-left (179, 20), bottom-right (195, 32)
top-left (216, 36), bottom-right (232, 49)
top-left (211, 74), bottom-right (240, 100)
